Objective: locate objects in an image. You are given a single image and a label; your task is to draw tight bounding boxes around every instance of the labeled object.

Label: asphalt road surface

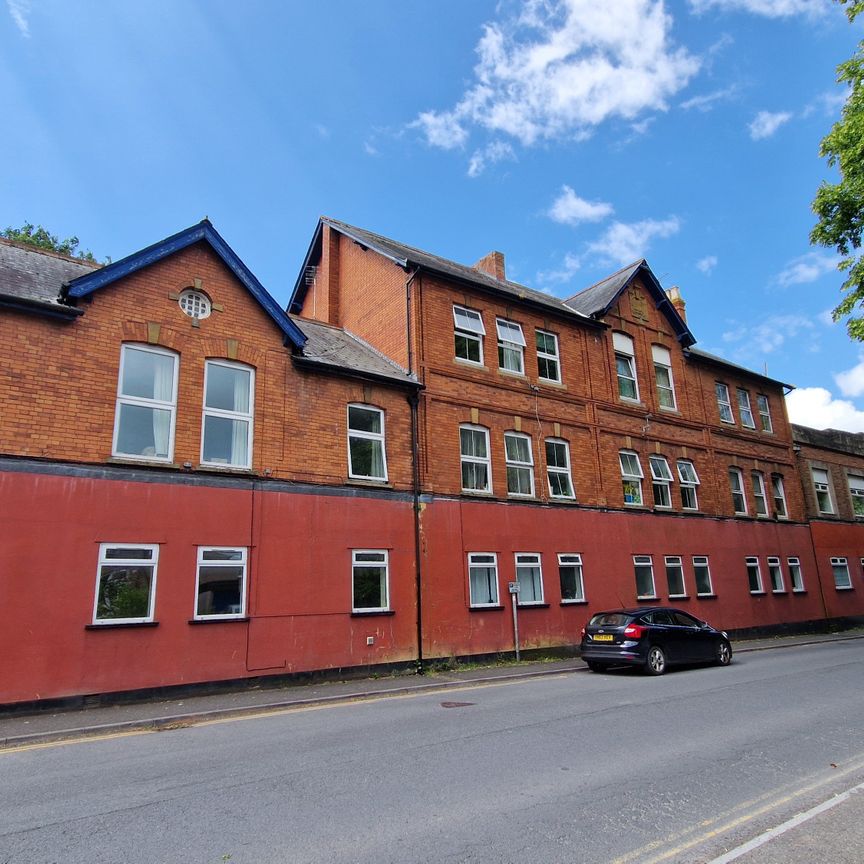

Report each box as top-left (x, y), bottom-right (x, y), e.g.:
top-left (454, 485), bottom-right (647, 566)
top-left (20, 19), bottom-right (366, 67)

top-left (2, 641), bottom-right (863, 864)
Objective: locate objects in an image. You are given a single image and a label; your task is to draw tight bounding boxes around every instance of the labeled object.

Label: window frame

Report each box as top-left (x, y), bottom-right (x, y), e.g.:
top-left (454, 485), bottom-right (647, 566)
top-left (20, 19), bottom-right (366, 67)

top-left (352, 549), bottom-right (390, 613)
top-left (746, 556), bottom-right (764, 594)
top-left (515, 553), bottom-right (544, 606)
top-left (634, 555), bottom-right (656, 599)
top-left (831, 556), bottom-right (853, 590)
top-left (620, 450), bottom-right (644, 507)
top-left (496, 318), bottom-right (526, 375)
top-left (729, 468), bottom-right (748, 515)
top-left (693, 555), bottom-right (713, 596)
top-left (648, 454), bottom-right (674, 509)
top-left (751, 471), bottom-right (769, 518)
top-left (715, 382), bottom-right (734, 424)
top-left (677, 459), bottom-right (700, 510)
top-left (664, 555), bottom-right (687, 599)
top-left (347, 403), bottom-right (389, 482)
top-left (468, 552), bottom-right (500, 608)
top-left (112, 344), bottom-right (179, 463)
top-left (788, 557), bottom-right (805, 592)
top-left (504, 431), bottom-right (535, 498)
top-left (848, 474), bottom-right (864, 518)
top-left (92, 542), bottom-right (159, 625)
top-left (558, 553), bottom-right (585, 603)
top-left (536, 329), bottom-right (561, 383)
top-left (652, 345), bottom-right (676, 410)
top-left (613, 332), bottom-right (639, 402)
top-left (737, 388), bottom-right (756, 429)
top-left (767, 556), bottom-right (785, 593)
top-left (545, 437), bottom-right (575, 500)
top-left (201, 359), bottom-right (255, 469)
top-left (756, 394), bottom-right (773, 433)
top-left (772, 474), bottom-right (788, 519)
top-left (194, 546), bottom-right (248, 620)
top-left (459, 424), bottom-right (492, 494)
top-left (812, 467), bottom-right (834, 515)
top-left (453, 305), bottom-right (485, 366)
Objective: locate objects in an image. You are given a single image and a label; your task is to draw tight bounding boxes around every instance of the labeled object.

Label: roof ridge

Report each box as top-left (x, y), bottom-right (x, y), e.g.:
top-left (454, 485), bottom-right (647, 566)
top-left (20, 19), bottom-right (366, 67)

top-left (565, 259), bottom-right (644, 302)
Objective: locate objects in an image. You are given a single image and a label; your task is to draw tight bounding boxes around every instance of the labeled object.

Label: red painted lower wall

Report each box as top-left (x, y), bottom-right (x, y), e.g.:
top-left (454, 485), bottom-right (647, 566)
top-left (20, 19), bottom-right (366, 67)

top-left (808, 520), bottom-right (864, 619)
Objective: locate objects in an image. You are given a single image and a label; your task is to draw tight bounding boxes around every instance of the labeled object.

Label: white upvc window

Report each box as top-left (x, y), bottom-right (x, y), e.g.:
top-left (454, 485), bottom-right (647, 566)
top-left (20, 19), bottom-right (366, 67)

top-left (788, 557), bottom-right (805, 592)
top-left (693, 555), bottom-right (713, 596)
top-left (536, 329), bottom-right (561, 383)
top-left (831, 556), bottom-right (852, 590)
top-left (652, 345), bottom-right (676, 410)
top-left (468, 553), bottom-right (499, 607)
top-left (812, 468), bottom-right (834, 514)
top-left (352, 550), bottom-right (389, 612)
top-left (460, 425), bottom-right (492, 493)
top-left (113, 344), bottom-right (178, 462)
top-left (634, 555), bottom-right (656, 599)
top-left (752, 471), bottom-right (769, 517)
top-left (746, 556), bottom-right (764, 593)
top-left (649, 454), bottom-right (674, 508)
top-left (347, 404), bottom-right (388, 481)
top-left (515, 553), bottom-right (544, 605)
top-left (504, 431), bottom-right (535, 497)
top-left (757, 394), bottom-right (773, 432)
top-left (772, 475), bottom-right (788, 519)
top-left (677, 459), bottom-right (700, 510)
top-left (545, 438), bottom-right (575, 499)
top-left (201, 360), bottom-right (254, 469)
top-left (848, 474), bottom-right (864, 517)
top-left (496, 318), bottom-right (526, 374)
top-left (614, 332), bottom-right (639, 401)
top-left (558, 554), bottom-right (585, 603)
top-left (620, 450), bottom-right (644, 506)
top-left (93, 543), bottom-right (159, 625)
top-left (665, 555), bottom-right (686, 598)
top-left (767, 556), bottom-right (785, 593)
top-left (453, 305), bottom-right (485, 365)
top-left (195, 547), bottom-right (248, 619)
top-left (729, 468), bottom-right (747, 515)
top-left (737, 388), bottom-right (756, 429)
top-left (715, 382), bottom-right (734, 424)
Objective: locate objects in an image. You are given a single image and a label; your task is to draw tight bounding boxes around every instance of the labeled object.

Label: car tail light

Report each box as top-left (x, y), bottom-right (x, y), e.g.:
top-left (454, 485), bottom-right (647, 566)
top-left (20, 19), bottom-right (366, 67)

top-left (623, 623), bottom-right (645, 638)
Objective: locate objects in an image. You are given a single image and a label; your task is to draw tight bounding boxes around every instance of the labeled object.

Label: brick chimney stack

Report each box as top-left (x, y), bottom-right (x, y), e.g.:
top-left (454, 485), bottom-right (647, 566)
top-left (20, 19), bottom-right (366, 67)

top-left (666, 286), bottom-right (686, 322)
top-left (474, 251), bottom-right (506, 281)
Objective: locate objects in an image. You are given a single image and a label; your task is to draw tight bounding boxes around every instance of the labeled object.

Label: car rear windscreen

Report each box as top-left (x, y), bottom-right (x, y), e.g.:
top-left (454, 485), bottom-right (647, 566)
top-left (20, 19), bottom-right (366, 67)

top-left (589, 613), bottom-right (630, 627)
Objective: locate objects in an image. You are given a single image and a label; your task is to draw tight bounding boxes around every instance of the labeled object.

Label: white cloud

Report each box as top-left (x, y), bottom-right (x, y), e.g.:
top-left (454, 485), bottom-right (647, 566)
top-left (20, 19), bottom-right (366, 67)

top-left (6, 0), bottom-right (30, 36)
top-left (749, 110), bottom-right (793, 140)
top-left (721, 314), bottom-right (815, 354)
top-left (413, 0), bottom-right (699, 153)
top-left (689, 0), bottom-right (830, 17)
top-left (548, 186), bottom-right (614, 226)
top-left (696, 255), bottom-right (718, 274)
top-left (834, 356), bottom-right (864, 398)
top-left (775, 251), bottom-right (838, 286)
top-left (587, 217), bottom-right (680, 265)
top-left (817, 307), bottom-right (836, 326)
top-left (467, 141), bottom-right (516, 177)
top-left (363, 141), bottom-right (378, 156)
top-left (786, 387), bottom-right (864, 433)
top-left (537, 252), bottom-right (583, 285)
top-left (802, 90), bottom-right (847, 118)
top-left (680, 86), bottom-right (737, 112)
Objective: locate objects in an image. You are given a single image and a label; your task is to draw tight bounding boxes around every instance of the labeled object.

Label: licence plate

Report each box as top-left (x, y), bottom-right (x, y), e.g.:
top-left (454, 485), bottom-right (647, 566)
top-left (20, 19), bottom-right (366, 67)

top-left (592, 634), bottom-right (613, 642)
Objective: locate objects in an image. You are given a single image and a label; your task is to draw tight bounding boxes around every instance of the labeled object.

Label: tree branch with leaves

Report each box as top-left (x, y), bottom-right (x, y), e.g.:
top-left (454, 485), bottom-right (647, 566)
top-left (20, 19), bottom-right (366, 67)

top-left (1, 222), bottom-right (97, 263)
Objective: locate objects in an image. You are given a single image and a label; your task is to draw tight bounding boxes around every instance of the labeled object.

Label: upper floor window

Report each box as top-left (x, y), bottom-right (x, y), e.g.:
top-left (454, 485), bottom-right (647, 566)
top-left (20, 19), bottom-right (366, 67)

top-left (202, 360), bottom-right (254, 469)
top-left (613, 333), bottom-right (638, 401)
top-left (848, 474), bottom-right (864, 517)
top-left (652, 345), bottom-right (676, 410)
top-left (772, 475), bottom-right (788, 519)
top-left (460, 425), bottom-right (492, 493)
top-left (113, 345), bottom-right (178, 462)
top-left (677, 459), bottom-right (700, 510)
top-left (737, 388), bottom-right (756, 429)
top-left (729, 468), bottom-right (747, 514)
top-left (812, 467), bottom-right (834, 514)
top-left (545, 438), bottom-right (575, 499)
top-left (496, 318), bottom-right (526, 374)
top-left (195, 547), bottom-right (247, 619)
top-left (453, 305), bottom-right (485, 365)
top-left (178, 288), bottom-right (212, 320)
top-left (468, 552), bottom-right (499, 607)
top-left (619, 450), bottom-right (644, 506)
top-left (756, 394), bottom-right (773, 432)
top-left (536, 329), bottom-right (561, 383)
top-left (93, 543), bottom-right (159, 625)
top-left (831, 557), bottom-right (852, 590)
top-left (559, 554), bottom-right (585, 603)
top-left (515, 553), bottom-right (544, 605)
top-left (715, 382), bottom-right (734, 424)
top-left (648, 455), bottom-right (673, 508)
top-left (347, 404), bottom-right (387, 481)
top-left (352, 550), bottom-right (390, 612)
top-left (751, 471), bottom-right (768, 517)
top-left (504, 431), bottom-right (534, 497)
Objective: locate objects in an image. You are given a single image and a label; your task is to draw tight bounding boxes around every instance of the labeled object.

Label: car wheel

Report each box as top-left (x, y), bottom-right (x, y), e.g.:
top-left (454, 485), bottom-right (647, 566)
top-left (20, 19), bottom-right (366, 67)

top-left (715, 639), bottom-right (732, 667)
top-left (586, 661), bottom-right (607, 672)
top-left (645, 645), bottom-right (667, 676)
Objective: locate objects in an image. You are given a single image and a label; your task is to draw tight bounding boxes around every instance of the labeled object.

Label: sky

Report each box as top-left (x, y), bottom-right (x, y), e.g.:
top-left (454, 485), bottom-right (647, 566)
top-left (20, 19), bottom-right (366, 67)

top-left (3, 0), bottom-right (864, 430)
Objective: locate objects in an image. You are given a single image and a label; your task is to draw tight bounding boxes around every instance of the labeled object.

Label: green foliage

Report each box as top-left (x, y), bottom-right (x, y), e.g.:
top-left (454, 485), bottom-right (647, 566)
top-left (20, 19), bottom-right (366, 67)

top-left (810, 0), bottom-right (864, 338)
top-left (1, 222), bottom-right (97, 262)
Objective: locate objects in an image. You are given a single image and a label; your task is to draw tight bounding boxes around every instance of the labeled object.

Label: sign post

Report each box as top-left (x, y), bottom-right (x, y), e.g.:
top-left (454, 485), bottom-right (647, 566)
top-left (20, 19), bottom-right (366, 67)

top-left (508, 581), bottom-right (520, 661)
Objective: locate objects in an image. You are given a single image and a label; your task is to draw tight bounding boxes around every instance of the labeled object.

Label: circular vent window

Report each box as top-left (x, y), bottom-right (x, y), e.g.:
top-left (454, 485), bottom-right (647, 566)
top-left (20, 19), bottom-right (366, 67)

top-left (178, 289), bottom-right (212, 320)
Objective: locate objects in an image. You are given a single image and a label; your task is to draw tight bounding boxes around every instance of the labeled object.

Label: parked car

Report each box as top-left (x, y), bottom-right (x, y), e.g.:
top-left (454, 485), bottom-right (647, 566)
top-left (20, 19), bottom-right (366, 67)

top-left (580, 607), bottom-right (732, 675)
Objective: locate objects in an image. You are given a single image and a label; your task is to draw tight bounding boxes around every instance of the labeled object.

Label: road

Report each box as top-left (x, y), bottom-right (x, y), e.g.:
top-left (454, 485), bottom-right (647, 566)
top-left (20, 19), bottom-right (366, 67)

top-left (2, 640), bottom-right (863, 864)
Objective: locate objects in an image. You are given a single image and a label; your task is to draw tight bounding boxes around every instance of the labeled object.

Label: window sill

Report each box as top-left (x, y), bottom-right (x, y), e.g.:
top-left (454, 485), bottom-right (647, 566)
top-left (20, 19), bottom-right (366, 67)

top-left (498, 368), bottom-right (526, 379)
top-left (636, 596), bottom-right (658, 602)
top-left (619, 398), bottom-right (642, 406)
top-left (749, 591), bottom-right (766, 596)
top-left (792, 589), bottom-right (807, 594)
top-left (668, 595), bottom-right (689, 600)
top-left (835, 586), bottom-right (855, 592)
top-left (517, 603), bottom-right (550, 609)
top-left (696, 593), bottom-right (717, 599)
top-left (198, 464), bottom-right (254, 474)
top-left (561, 599), bottom-right (588, 605)
top-left (188, 616), bottom-right (249, 624)
top-left (658, 406), bottom-right (679, 414)
top-left (351, 609), bottom-right (396, 617)
top-left (461, 490), bottom-right (494, 498)
top-left (771, 590), bottom-right (788, 595)
top-left (549, 495), bottom-right (577, 503)
top-left (346, 477), bottom-right (393, 489)
top-left (538, 378), bottom-right (565, 389)
top-left (109, 456), bottom-right (178, 468)
top-left (86, 621), bottom-right (158, 630)
top-left (507, 494), bottom-right (535, 500)
top-left (454, 357), bottom-right (487, 371)
top-left (469, 605), bottom-right (505, 612)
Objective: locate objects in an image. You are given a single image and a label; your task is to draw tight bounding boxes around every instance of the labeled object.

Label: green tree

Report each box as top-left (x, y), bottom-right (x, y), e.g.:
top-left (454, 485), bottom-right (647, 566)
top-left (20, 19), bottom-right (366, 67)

top-left (811, 0), bottom-right (864, 338)
top-left (1, 222), bottom-right (97, 262)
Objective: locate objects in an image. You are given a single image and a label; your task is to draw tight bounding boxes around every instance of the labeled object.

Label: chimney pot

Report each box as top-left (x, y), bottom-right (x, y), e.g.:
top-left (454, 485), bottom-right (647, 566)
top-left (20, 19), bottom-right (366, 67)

top-left (666, 285), bottom-right (687, 322)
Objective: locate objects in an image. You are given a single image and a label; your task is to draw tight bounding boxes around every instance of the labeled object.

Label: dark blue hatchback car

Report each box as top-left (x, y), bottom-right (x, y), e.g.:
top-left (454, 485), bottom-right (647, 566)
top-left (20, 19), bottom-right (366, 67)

top-left (580, 607), bottom-right (732, 675)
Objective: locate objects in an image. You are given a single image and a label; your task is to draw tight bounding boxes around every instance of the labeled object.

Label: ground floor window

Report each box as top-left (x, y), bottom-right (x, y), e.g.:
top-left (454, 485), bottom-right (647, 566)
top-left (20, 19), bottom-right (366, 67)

top-left (558, 554), bottom-right (585, 602)
top-left (93, 544), bottom-right (159, 624)
top-left (352, 550), bottom-right (389, 612)
top-left (468, 553), bottom-right (499, 607)
top-left (515, 553), bottom-right (544, 604)
top-left (693, 556), bottom-right (713, 596)
top-left (767, 557), bottom-right (785, 593)
top-left (665, 556), bottom-right (686, 598)
top-left (195, 547), bottom-right (248, 619)
top-left (746, 557), bottom-right (763, 594)
top-left (831, 557), bottom-right (852, 590)
top-left (634, 555), bottom-right (656, 599)
top-left (788, 557), bottom-right (805, 592)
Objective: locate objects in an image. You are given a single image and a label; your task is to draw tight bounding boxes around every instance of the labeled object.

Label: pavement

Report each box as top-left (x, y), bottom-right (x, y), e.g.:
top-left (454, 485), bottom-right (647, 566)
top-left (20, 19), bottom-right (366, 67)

top-left (2, 631), bottom-right (862, 750)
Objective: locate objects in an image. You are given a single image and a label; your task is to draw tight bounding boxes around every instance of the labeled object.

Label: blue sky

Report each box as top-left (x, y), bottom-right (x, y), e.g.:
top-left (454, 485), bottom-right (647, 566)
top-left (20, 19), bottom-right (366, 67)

top-left (3, 0), bottom-right (864, 429)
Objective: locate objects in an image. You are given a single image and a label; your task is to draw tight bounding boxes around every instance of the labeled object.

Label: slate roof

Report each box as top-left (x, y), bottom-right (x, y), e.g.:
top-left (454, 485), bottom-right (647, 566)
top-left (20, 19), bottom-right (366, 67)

top-left (684, 346), bottom-right (793, 390)
top-left (564, 260), bottom-right (643, 317)
top-left (292, 316), bottom-right (420, 388)
top-left (0, 239), bottom-right (96, 317)
top-left (289, 217), bottom-right (598, 324)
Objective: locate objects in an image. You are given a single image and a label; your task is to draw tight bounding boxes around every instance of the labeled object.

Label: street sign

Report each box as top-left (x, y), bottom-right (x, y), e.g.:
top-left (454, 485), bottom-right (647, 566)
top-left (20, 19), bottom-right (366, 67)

top-left (508, 582), bottom-right (520, 594)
